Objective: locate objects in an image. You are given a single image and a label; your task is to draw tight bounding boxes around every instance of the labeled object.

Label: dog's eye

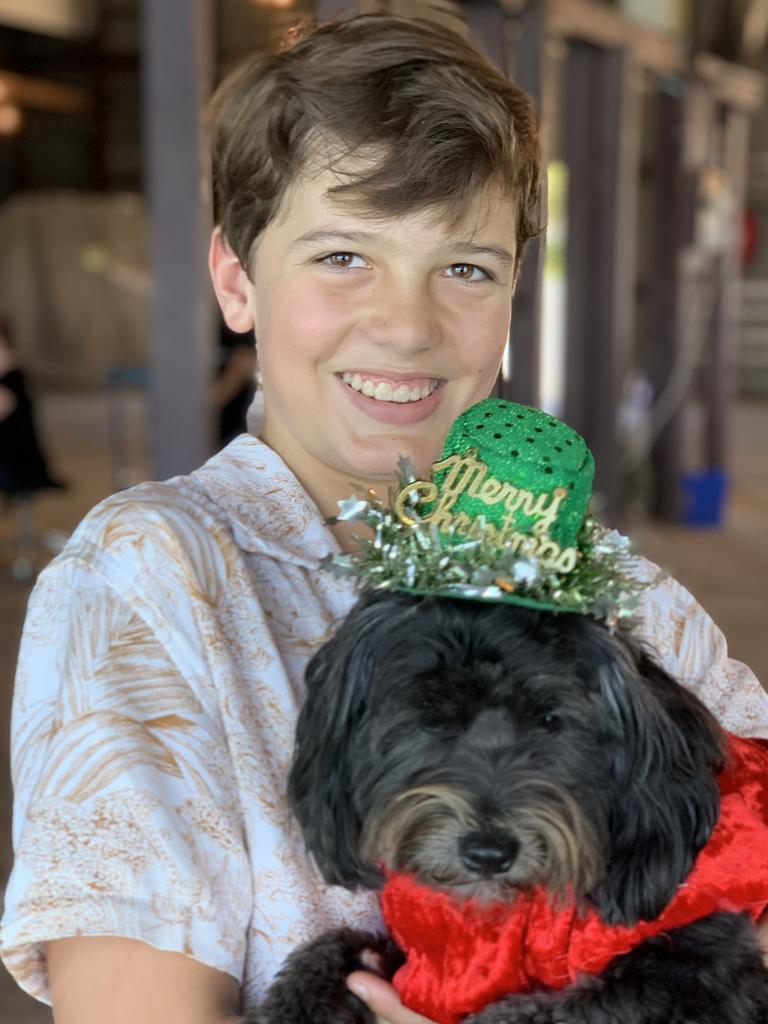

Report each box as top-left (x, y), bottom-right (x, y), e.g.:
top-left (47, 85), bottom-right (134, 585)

top-left (541, 713), bottom-right (562, 733)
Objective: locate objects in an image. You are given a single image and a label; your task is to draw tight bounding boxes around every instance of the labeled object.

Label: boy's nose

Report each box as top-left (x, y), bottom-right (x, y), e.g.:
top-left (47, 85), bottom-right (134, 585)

top-left (363, 284), bottom-right (442, 355)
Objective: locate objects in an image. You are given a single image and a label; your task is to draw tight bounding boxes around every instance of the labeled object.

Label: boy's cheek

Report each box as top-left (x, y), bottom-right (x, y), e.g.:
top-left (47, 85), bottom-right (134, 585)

top-left (257, 309), bottom-right (354, 366)
top-left (454, 325), bottom-right (509, 378)
top-left (258, 296), bottom-right (358, 360)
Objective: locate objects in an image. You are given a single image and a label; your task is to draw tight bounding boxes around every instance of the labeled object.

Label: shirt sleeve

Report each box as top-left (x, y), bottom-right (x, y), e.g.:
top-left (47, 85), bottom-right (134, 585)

top-left (632, 557), bottom-right (768, 738)
top-left (0, 502), bottom-right (253, 1005)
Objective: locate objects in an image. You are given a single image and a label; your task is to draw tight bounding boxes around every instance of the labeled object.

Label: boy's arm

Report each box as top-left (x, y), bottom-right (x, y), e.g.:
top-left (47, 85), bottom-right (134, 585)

top-left (47, 936), bottom-right (244, 1024)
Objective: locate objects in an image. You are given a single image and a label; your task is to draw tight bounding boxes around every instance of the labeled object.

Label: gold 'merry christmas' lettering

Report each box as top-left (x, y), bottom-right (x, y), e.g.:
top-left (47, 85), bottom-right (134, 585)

top-left (394, 452), bottom-right (579, 574)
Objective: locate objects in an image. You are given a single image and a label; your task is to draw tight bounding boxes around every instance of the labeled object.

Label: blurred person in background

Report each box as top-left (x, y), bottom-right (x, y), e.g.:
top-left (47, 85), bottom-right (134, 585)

top-left (1, 15), bottom-right (767, 1024)
top-left (0, 318), bottom-right (64, 498)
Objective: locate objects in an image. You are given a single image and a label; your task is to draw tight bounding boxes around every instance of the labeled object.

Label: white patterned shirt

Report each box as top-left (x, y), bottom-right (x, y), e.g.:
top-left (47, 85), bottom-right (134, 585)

top-left (1, 434), bottom-right (767, 1010)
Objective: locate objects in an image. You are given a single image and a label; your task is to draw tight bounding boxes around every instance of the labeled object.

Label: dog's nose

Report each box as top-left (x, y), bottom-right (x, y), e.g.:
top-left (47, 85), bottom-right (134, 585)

top-left (458, 830), bottom-right (519, 875)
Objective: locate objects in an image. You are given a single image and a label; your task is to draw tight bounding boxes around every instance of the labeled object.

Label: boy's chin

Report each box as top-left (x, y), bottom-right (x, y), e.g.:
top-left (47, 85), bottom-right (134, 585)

top-left (342, 439), bottom-right (441, 482)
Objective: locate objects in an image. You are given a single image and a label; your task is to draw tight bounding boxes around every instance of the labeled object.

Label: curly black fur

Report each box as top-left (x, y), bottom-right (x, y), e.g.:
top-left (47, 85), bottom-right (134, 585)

top-left (251, 590), bottom-right (768, 1024)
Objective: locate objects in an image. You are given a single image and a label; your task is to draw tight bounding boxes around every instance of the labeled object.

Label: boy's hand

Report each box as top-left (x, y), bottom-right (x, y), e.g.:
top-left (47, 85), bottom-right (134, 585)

top-left (758, 914), bottom-right (768, 965)
top-left (347, 971), bottom-right (435, 1024)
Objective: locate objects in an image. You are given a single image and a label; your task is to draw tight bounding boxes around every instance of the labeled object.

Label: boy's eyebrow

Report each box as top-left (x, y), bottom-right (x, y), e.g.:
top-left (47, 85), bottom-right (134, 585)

top-left (290, 228), bottom-right (515, 266)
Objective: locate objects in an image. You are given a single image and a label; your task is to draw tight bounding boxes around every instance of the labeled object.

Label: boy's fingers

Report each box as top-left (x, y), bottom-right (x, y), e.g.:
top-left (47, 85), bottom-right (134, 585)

top-left (758, 914), bottom-right (768, 966)
top-left (346, 971), bottom-right (435, 1024)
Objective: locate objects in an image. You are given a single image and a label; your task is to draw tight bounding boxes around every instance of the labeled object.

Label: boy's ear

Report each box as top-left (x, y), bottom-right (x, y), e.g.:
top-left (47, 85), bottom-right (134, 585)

top-left (208, 227), bottom-right (255, 333)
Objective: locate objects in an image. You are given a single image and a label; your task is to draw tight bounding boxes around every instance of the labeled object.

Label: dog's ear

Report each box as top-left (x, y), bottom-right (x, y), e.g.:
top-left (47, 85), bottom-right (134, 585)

top-left (289, 590), bottom-right (402, 891)
top-left (590, 630), bottom-right (725, 925)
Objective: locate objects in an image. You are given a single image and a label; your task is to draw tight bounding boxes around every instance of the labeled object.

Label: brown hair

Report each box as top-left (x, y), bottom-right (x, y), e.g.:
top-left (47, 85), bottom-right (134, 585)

top-left (210, 14), bottom-right (541, 273)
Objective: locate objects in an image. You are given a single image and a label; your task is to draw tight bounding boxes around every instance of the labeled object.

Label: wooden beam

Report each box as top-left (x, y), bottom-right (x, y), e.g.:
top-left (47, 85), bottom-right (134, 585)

top-left (702, 106), bottom-right (750, 472)
top-left (702, 253), bottom-right (729, 472)
top-left (505, 0), bottom-right (545, 407)
top-left (315, 0), bottom-right (358, 19)
top-left (646, 85), bottom-right (696, 521)
top-left (543, 2), bottom-right (765, 110)
top-left (0, 70), bottom-right (93, 115)
top-left (465, 0), bottom-right (507, 70)
top-left (142, 0), bottom-right (215, 478)
top-left (694, 53), bottom-right (765, 114)
top-left (562, 39), bottom-right (627, 520)
top-left (467, 0), bottom-right (544, 407)
top-left (544, 0), bottom-right (686, 75)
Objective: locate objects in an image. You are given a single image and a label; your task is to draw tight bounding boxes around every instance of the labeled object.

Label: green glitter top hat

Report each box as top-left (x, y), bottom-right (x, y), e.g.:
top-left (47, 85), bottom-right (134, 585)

top-left (322, 398), bottom-right (655, 622)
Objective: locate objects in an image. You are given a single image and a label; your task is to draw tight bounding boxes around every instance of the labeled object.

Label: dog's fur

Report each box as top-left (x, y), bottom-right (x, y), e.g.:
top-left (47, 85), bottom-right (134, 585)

top-left (252, 590), bottom-right (768, 1024)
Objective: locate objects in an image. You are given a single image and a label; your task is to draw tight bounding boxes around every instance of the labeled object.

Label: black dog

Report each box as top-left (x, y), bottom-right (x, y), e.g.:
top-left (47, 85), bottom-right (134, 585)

top-left (253, 590), bottom-right (768, 1024)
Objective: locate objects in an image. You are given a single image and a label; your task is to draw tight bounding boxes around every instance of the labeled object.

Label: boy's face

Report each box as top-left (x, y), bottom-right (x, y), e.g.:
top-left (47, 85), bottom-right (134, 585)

top-left (213, 163), bottom-right (519, 494)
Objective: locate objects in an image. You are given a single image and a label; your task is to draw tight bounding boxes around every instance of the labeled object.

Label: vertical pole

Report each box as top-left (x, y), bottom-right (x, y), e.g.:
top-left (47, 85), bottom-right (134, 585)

top-left (315, 0), bottom-right (356, 18)
top-left (703, 252), bottom-right (728, 471)
top-left (646, 82), bottom-right (695, 521)
top-left (142, 0), bottom-right (215, 479)
top-left (703, 106), bottom-right (749, 472)
top-left (464, 0), bottom-right (507, 70)
top-left (562, 40), bottom-right (627, 520)
top-left (505, 0), bottom-right (545, 407)
top-left (465, 0), bottom-right (544, 407)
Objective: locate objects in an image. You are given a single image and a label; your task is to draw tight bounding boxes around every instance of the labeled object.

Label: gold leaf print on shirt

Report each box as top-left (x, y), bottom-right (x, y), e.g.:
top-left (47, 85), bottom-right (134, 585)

top-left (145, 714), bottom-right (197, 731)
top-left (89, 608), bottom-right (204, 721)
top-left (35, 710), bottom-right (194, 802)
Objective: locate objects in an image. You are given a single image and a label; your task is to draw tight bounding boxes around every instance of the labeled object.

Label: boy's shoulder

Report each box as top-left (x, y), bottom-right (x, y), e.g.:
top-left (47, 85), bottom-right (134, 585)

top-left (64, 434), bottom-right (336, 577)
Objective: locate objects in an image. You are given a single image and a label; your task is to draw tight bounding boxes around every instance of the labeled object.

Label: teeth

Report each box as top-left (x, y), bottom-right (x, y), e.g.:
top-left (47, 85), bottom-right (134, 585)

top-left (341, 373), bottom-right (439, 403)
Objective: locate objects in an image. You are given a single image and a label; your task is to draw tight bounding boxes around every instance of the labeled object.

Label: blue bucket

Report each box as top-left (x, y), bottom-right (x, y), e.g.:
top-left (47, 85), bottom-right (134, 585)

top-left (680, 470), bottom-right (728, 527)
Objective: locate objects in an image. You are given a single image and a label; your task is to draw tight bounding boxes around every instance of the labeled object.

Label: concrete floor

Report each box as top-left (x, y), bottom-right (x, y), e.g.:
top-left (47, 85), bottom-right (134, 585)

top-left (635, 397), bottom-right (768, 686)
top-left (0, 392), bottom-right (766, 1021)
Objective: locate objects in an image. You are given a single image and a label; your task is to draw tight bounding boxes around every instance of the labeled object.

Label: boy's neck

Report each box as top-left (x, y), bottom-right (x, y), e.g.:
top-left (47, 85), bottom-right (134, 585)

top-left (258, 427), bottom-right (395, 554)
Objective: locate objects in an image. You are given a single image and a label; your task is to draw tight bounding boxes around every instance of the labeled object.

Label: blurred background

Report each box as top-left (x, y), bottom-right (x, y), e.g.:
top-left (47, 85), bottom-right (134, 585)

top-left (1, 0), bottom-right (767, 1018)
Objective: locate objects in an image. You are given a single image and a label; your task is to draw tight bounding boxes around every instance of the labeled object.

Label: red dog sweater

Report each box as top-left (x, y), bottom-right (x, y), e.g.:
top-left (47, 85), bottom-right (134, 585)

top-left (380, 735), bottom-right (768, 1024)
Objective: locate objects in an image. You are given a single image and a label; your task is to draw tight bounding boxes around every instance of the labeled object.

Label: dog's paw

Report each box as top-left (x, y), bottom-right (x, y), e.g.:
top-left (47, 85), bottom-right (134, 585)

top-left (465, 992), bottom-right (568, 1024)
top-left (251, 928), bottom-right (397, 1024)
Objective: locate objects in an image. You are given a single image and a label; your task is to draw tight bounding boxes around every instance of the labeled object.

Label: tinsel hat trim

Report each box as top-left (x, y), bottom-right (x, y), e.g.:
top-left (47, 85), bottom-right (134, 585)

top-left (321, 399), bottom-right (658, 623)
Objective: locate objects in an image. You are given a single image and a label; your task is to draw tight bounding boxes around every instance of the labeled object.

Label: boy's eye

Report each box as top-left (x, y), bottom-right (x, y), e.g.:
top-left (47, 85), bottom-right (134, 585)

top-left (446, 263), bottom-right (493, 283)
top-left (320, 252), bottom-right (367, 270)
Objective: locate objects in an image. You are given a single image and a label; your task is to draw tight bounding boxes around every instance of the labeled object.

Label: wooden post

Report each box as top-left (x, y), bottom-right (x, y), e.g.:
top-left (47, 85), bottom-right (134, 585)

top-left (315, 0), bottom-right (358, 18)
top-left (466, 0), bottom-right (544, 407)
top-left (646, 84), bottom-right (696, 521)
top-left (703, 105), bottom-right (750, 472)
top-left (142, 0), bottom-right (215, 479)
top-left (505, 0), bottom-right (545, 407)
top-left (562, 40), bottom-right (628, 520)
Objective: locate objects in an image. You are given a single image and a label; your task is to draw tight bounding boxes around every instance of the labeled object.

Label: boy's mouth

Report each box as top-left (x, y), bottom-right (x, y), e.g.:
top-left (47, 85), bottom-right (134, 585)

top-left (338, 371), bottom-right (442, 404)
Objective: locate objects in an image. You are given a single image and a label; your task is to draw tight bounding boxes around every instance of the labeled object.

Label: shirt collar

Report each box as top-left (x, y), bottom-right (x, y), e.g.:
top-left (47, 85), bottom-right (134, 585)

top-left (190, 433), bottom-right (343, 569)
